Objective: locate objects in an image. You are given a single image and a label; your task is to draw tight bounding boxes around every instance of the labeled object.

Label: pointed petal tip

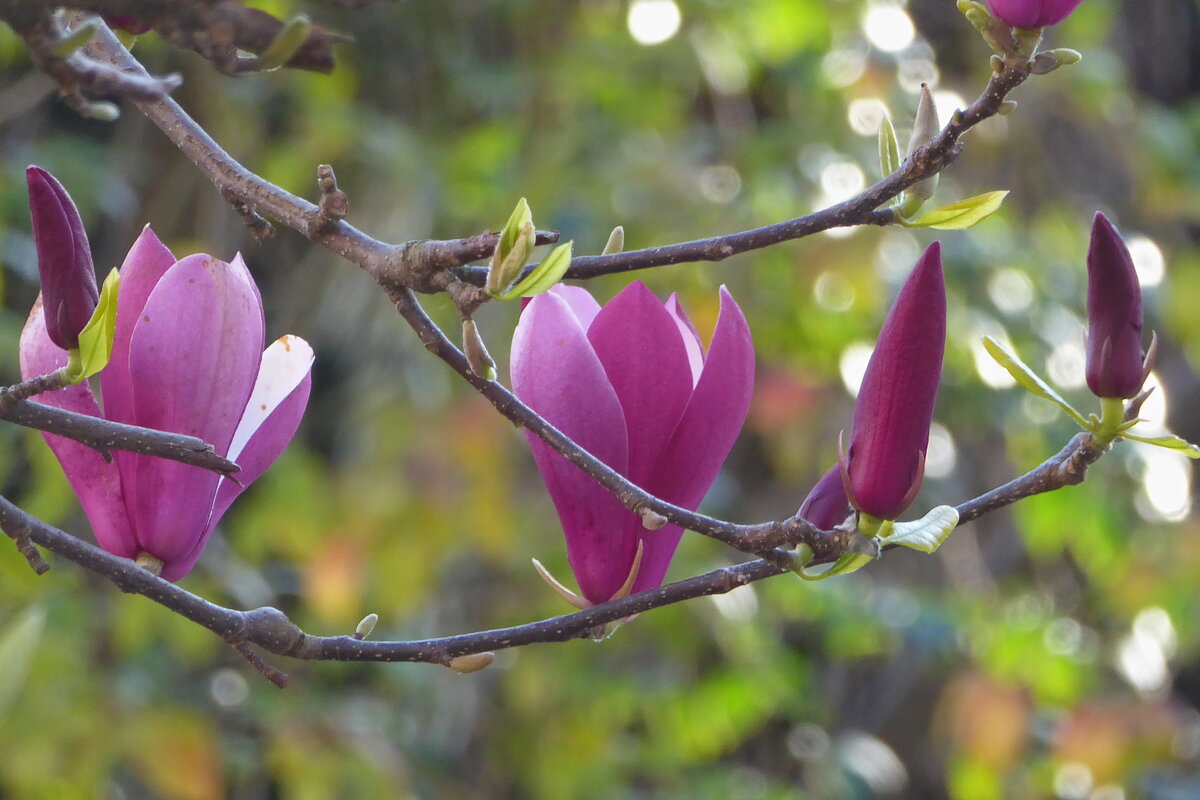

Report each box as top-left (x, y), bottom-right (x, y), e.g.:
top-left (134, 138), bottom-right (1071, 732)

top-left (919, 240), bottom-right (943, 267)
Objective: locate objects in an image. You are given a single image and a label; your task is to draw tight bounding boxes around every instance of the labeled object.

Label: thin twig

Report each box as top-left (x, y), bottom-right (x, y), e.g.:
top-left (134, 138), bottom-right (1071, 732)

top-left (84, 26), bottom-right (1033, 289)
top-left (2, 398), bottom-right (240, 475)
top-left (0, 369), bottom-right (68, 412)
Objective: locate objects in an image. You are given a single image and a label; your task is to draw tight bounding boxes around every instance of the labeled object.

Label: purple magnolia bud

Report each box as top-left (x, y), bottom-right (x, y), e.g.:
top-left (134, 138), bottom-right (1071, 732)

top-left (1085, 212), bottom-right (1146, 400)
top-left (26, 166), bottom-right (99, 350)
top-left (798, 465), bottom-right (852, 531)
top-left (842, 242), bottom-right (946, 521)
top-left (987, 0), bottom-right (1084, 28)
top-left (20, 226), bottom-right (314, 581)
top-left (103, 15), bottom-right (153, 34)
top-left (512, 282), bottom-right (754, 605)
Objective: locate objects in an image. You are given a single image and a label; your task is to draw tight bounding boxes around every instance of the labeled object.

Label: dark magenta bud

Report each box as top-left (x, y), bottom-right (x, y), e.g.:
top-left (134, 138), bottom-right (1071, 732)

top-left (1085, 212), bottom-right (1146, 400)
top-left (987, 0), bottom-right (1084, 27)
top-left (103, 15), bottom-right (154, 34)
top-left (798, 465), bottom-right (852, 531)
top-left (26, 166), bottom-right (99, 350)
top-left (842, 242), bottom-right (946, 521)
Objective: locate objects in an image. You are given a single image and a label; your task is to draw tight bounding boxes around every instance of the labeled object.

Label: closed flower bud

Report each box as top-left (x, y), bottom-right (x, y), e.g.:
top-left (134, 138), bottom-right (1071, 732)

top-left (798, 465), bottom-right (852, 531)
top-left (1085, 212), bottom-right (1147, 399)
top-left (26, 166), bottom-right (99, 350)
top-left (842, 243), bottom-right (946, 521)
top-left (987, 0), bottom-right (1083, 28)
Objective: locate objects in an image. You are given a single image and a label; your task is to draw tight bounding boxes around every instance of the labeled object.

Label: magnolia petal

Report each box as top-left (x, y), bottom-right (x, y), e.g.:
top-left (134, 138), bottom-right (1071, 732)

top-left (512, 291), bottom-right (635, 605)
top-left (124, 253), bottom-right (265, 570)
top-left (635, 286), bottom-right (755, 593)
top-left (588, 281), bottom-right (694, 485)
top-left (19, 300), bottom-right (136, 558)
top-left (102, 225), bottom-right (177, 427)
top-left (205, 336), bottom-right (314, 534)
top-left (664, 293), bottom-right (705, 386)
top-left (162, 373), bottom-right (311, 582)
top-left (987, 0), bottom-right (1083, 27)
top-left (548, 284), bottom-right (602, 330)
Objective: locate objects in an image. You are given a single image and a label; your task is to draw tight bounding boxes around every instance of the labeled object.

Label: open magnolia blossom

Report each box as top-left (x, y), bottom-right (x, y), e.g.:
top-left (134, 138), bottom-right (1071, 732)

top-left (841, 242), bottom-right (946, 523)
top-left (511, 282), bottom-right (754, 607)
top-left (20, 226), bottom-right (313, 581)
top-left (987, 0), bottom-right (1084, 28)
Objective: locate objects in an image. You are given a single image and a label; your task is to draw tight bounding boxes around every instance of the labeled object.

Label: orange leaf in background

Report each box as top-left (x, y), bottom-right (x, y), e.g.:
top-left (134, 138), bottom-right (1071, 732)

top-left (127, 712), bottom-right (223, 800)
top-left (1053, 705), bottom-right (1131, 786)
top-left (938, 670), bottom-right (1032, 771)
top-left (304, 535), bottom-right (366, 625)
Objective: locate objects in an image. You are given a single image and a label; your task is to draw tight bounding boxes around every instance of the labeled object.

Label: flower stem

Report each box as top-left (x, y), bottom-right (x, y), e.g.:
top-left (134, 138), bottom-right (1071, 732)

top-left (1092, 397), bottom-right (1128, 447)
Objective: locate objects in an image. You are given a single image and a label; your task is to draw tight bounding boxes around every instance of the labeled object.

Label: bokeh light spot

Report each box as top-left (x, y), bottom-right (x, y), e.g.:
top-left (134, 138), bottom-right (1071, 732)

top-left (628, 0), bottom-right (681, 46)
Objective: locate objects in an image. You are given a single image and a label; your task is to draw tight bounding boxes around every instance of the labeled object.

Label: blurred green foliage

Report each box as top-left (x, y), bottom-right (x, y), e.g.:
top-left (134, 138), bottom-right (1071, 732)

top-left (1, 0), bottom-right (1199, 797)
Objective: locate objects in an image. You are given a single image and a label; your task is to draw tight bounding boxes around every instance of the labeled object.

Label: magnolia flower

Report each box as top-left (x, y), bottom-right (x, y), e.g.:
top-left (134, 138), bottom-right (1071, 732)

top-left (987, 0), bottom-right (1084, 28)
top-left (26, 166), bottom-right (99, 350)
top-left (842, 242), bottom-right (946, 521)
top-left (20, 226), bottom-right (313, 581)
top-left (511, 282), bottom-right (754, 606)
top-left (1085, 212), bottom-right (1147, 400)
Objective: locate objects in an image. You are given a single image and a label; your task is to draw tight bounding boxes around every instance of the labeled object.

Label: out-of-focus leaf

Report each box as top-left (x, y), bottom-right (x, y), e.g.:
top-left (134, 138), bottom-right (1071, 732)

top-left (1122, 431), bottom-right (1200, 458)
top-left (0, 606), bottom-right (45, 723)
top-left (982, 336), bottom-right (1091, 427)
top-left (878, 116), bottom-right (900, 179)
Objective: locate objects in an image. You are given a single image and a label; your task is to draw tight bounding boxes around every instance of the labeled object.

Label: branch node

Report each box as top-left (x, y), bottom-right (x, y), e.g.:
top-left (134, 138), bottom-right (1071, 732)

top-left (220, 187), bottom-right (275, 240)
top-left (231, 640), bottom-right (289, 688)
top-left (305, 163), bottom-right (349, 237)
top-left (16, 534), bottom-right (50, 575)
top-left (0, 506), bottom-right (51, 575)
top-left (242, 606), bottom-right (307, 655)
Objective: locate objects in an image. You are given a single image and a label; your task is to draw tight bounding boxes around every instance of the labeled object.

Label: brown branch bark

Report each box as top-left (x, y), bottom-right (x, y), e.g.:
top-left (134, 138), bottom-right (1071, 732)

top-left (0, 426), bottom-right (1112, 680)
top-left (2, 371), bottom-right (238, 475)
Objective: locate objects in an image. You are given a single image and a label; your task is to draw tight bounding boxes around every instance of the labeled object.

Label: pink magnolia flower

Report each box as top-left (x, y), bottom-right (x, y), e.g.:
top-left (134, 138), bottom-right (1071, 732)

top-left (1085, 212), bottom-right (1147, 399)
top-left (26, 166), bottom-right (98, 349)
top-left (511, 282), bottom-right (754, 605)
top-left (842, 242), bottom-right (946, 521)
top-left (20, 226), bottom-right (313, 581)
top-left (988, 0), bottom-right (1084, 28)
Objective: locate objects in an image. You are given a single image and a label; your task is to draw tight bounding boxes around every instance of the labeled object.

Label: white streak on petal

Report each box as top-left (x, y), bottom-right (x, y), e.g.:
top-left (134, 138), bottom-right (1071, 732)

top-left (228, 335), bottom-right (315, 462)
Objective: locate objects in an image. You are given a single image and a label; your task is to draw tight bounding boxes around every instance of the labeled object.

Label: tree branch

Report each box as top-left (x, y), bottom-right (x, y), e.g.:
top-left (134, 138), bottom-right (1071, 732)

top-left (2, 398), bottom-right (239, 476)
top-left (455, 62), bottom-right (1033, 283)
top-left (0, 423), bottom-right (1115, 681)
top-left (83, 25), bottom-right (1034, 292)
top-left (0, 489), bottom-right (792, 676)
